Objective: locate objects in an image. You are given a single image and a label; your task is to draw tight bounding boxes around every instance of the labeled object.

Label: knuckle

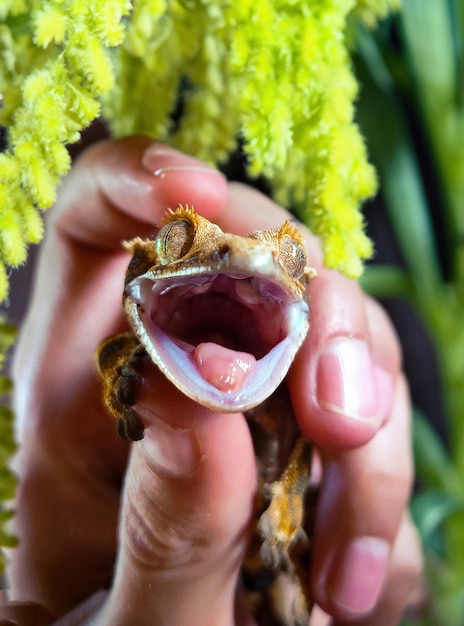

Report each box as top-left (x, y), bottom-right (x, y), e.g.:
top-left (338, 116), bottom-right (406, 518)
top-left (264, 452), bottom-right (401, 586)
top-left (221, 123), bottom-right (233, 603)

top-left (121, 486), bottom-right (211, 573)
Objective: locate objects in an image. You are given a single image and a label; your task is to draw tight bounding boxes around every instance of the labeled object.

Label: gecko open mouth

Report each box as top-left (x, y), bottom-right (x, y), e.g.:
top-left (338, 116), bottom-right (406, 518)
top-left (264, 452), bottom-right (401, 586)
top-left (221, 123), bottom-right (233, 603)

top-left (125, 269), bottom-right (309, 412)
top-left (152, 274), bottom-right (285, 355)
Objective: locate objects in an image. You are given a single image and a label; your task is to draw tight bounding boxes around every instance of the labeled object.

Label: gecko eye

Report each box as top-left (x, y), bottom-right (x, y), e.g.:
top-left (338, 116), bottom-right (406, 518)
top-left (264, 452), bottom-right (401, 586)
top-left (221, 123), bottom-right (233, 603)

top-left (279, 235), bottom-right (307, 280)
top-left (156, 219), bottom-right (195, 264)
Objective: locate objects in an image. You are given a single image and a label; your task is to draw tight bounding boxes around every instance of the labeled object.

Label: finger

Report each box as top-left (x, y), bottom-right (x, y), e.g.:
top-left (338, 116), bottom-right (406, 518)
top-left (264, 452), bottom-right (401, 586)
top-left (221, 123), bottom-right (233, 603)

top-left (53, 136), bottom-right (228, 247)
top-left (310, 604), bottom-right (332, 626)
top-left (97, 368), bottom-right (257, 625)
top-left (9, 139), bottom-right (228, 614)
top-left (218, 184), bottom-right (399, 449)
top-left (312, 374), bottom-right (413, 620)
top-left (331, 512), bottom-right (423, 626)
top-left (291, 271), bottom-right (399, 450)
top-left (218, 182), bottom-right (323, 268)
top-left (14, 138), bottom-right (229, 431)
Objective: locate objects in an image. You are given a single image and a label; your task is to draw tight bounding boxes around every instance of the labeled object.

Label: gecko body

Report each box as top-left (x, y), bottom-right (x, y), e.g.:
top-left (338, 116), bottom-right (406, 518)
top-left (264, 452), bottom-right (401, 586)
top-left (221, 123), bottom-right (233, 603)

top-left (97, 205), bottom-right (317, 625)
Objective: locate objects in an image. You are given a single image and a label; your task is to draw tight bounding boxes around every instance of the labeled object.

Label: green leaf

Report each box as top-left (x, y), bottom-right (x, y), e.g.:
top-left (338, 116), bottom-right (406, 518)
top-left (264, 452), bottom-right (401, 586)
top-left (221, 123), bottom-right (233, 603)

top-left (424, 551), bottom-right (464, 626)
top-left (360, 264), bottom-right (412, 299)
top-left (399, 1), bottom-right (464, 284)
top-left (400, 0), bottom-right (456, 107)
top-left (355, 28), bottom-right (443, 305)
top-left (411, 489), bottom-right (464, 544)
top-left (456, 1), bottom-right (464, 102)
top-left (413, 408), bottom-right (458, 491)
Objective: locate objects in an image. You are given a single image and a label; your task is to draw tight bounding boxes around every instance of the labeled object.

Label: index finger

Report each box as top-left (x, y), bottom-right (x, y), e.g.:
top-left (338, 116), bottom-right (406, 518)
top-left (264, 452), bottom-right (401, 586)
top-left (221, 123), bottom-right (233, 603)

top-left (216, 184), bottom-right (398, 449)
top-left (9, 139), bottom-right (229, 611)
top-left (24, 136), bottom-right (229, 342)
top-left (13, 137), bottom-right (228, 430)
top-left (52, 136), bottom-right (228, 248)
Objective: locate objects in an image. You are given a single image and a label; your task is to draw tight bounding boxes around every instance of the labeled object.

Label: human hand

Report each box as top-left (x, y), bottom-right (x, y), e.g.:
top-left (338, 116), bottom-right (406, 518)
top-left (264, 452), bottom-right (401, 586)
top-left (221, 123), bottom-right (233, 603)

top-left (6, 137), bottom-right (422, 625)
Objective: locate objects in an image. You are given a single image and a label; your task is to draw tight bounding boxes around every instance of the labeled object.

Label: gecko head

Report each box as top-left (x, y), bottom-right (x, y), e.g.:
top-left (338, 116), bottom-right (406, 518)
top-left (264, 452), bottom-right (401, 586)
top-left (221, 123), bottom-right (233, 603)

top-left (123, 209), bottom-right (314, 412)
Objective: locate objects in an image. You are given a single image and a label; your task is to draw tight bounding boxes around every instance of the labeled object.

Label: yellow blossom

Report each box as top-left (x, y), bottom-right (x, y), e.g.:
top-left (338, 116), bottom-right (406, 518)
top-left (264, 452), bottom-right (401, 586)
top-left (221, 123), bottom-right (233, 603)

top-left (0, 203), bottom-right (28, 267)
top-left (354, 0), bottom-right (401, 26)
top-left (0, 0), bottom-right (399, 291)
top-left (33, 6), bottom-right (68, 47)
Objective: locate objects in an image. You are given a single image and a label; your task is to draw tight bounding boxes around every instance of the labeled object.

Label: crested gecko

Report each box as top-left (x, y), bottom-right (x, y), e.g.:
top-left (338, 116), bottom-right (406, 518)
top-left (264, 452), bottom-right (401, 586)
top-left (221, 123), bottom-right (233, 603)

top-left (97, 205), bottom-right (317, 625)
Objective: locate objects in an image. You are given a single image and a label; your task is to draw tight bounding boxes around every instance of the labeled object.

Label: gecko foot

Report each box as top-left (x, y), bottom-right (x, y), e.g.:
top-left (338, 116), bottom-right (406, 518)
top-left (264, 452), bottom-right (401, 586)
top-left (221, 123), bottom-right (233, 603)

top-left (97, 332), bottom-right (146, 441)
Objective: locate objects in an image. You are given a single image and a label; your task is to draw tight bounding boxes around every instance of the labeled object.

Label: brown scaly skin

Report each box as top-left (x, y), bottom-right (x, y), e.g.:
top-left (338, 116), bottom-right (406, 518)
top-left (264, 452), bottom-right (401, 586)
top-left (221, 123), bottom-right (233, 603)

top-left (97, 206), bottom-right (317, 625)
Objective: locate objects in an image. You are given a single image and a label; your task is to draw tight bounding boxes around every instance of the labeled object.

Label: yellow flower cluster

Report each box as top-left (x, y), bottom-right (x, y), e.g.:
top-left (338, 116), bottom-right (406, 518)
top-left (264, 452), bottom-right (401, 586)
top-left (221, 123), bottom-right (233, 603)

top-left (228, 0), bottom-right (379, 277)
top-left (0, 0), bottom-right (131, 301)
top-left (105, 0), bottom-right (399, 278)
top-left (0, 0), bottom-right (399, 301)
top-left (353, 0), bottom-right (400, 26)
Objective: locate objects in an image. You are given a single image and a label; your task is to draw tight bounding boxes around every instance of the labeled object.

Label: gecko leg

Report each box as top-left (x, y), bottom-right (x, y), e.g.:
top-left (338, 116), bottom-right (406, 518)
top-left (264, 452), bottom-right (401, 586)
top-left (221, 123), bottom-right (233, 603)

top-left (258, 437), bottom-right (313, 625)
top-left (259, 437), bottom-right (312, 571)
top-left (97, 332), bottom-right (146, 441)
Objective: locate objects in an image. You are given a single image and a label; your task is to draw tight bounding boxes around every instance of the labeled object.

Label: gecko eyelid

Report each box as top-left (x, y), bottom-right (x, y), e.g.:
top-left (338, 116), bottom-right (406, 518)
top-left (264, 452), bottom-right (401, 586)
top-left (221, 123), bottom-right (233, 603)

top-left (156, 219), bottom-right (195, 264)
top-left (279, 235), bottom-right (307, 281)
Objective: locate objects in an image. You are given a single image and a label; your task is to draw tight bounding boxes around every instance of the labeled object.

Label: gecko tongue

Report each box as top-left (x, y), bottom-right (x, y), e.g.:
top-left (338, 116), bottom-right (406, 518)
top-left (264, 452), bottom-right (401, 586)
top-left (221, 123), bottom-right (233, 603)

top-left (192, 342), bottom-right (256, 393)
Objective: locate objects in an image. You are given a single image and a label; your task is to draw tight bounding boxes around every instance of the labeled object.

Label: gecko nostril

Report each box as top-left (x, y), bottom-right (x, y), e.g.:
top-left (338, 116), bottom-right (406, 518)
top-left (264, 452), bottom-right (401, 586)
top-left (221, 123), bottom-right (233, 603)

top-left (212, 243), bottom-right (230, 262)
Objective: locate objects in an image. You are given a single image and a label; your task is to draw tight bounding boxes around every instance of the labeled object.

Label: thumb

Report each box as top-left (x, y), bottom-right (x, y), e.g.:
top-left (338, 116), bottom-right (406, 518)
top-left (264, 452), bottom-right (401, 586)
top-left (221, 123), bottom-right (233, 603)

top-left (100, 370), bottom-right (257, 626)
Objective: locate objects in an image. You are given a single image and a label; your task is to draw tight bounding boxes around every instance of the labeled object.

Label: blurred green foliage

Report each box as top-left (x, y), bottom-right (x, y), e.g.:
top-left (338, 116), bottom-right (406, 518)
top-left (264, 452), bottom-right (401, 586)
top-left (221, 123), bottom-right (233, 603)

top-left (356, 2), bottom-right (464, 623)
top-left (0, 319), bottom-right (18, 573)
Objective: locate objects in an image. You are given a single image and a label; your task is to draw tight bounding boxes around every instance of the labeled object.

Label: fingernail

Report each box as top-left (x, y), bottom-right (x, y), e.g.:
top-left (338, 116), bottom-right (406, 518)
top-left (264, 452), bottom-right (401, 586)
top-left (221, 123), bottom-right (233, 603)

top-left (316, 338), bottom-right (386, 422)
top-left (374, 362), bottom-right (395, 420)
top-left (140, 415), bottom-right (202, 477)
top-left (142, 144), bottom-right (219, 178)
top-left (328, 536), bottom-right (389, 614)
